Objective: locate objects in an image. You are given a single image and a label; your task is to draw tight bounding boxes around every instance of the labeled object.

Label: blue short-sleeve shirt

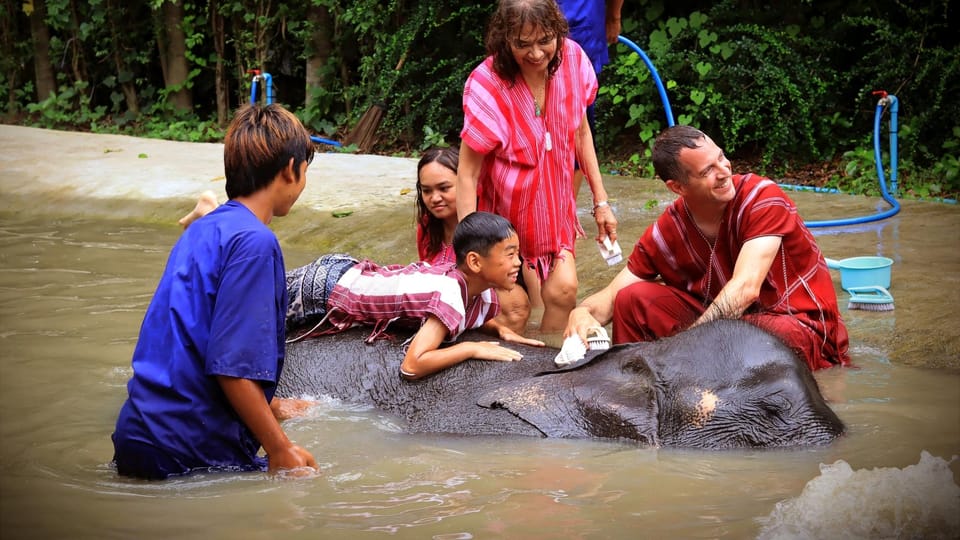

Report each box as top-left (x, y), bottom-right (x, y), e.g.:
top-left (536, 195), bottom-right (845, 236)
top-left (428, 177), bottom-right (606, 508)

top-left (113, 201), bottom-right (287, 477)
top-left (557, 0), bottom-right (609, 74)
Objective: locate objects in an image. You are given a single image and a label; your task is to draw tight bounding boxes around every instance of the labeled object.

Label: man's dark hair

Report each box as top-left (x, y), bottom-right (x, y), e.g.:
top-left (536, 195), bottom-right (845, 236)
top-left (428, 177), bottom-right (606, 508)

top-left (453, 212), bottom-right (516, 266)
top-left (223, 104), bottom-right (314, 199)
top-left (652, 125), bottom-right (707, 184)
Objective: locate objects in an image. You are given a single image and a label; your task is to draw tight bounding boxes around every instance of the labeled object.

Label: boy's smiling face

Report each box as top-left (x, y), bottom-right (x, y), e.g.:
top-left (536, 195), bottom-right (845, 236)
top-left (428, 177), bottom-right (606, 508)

top-left (479, 232), bottom-right (522, 290)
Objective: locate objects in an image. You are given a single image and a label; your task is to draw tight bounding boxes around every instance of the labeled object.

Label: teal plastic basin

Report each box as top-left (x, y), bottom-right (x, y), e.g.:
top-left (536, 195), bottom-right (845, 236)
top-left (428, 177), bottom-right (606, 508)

top-left (826, 256), bottom-right (893, 291)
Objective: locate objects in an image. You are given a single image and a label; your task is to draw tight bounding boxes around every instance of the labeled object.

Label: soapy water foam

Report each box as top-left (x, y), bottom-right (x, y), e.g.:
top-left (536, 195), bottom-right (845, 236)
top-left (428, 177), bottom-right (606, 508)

top-left (757, 451), bottom-right (959, 539)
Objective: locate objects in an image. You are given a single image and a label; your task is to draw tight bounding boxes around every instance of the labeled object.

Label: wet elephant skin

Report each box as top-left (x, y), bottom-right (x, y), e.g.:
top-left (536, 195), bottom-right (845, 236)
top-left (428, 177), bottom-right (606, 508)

top-left (277, 319), bottom-right (845, 449)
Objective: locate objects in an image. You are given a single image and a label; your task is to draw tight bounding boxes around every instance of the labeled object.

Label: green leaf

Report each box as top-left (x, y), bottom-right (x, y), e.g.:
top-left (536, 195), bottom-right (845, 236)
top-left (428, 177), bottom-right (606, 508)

top-left (690, 89), bottom-right (706, 106)
top-left (332, 210), bottom-right (354, 218)
top-left (648, 29), bottom-right (668, 50)
top-left (689, 12), bottom-right (709, 30)
top-left (698, 30), bottom-right (718, 48)
top-left (665, 17), bottom-right (688, 38)
top-left (644, 3), bottom-right (664, 22)
top-left (709, 43), bottom-right (734, 60)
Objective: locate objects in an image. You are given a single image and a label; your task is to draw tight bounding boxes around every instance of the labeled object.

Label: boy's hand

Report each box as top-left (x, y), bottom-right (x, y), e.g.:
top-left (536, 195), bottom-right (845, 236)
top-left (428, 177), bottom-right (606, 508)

top-left (470, 341), bottom-right (525, 362)
top-left (268, 443), bottom-right (318, 477)
top-left (497, 327), bottom-right (545, 348)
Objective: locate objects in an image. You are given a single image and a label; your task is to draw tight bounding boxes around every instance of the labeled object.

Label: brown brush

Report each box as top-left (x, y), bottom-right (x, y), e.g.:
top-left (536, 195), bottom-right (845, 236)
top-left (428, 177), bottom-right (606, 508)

top-left (342, 49), bottom-right (409, 153)
top-left (342, 102), bottom-right (386, 153)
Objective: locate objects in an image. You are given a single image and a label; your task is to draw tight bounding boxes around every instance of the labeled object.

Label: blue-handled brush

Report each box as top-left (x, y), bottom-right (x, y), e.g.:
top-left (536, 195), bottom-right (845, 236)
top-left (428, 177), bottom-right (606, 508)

top-left (846, 286), bottom-right (894, 311)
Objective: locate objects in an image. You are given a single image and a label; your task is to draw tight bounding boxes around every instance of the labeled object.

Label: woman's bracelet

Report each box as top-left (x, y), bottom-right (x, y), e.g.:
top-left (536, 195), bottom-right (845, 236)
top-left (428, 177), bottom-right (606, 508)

top-left (591, 200), bottom-right (609, 216)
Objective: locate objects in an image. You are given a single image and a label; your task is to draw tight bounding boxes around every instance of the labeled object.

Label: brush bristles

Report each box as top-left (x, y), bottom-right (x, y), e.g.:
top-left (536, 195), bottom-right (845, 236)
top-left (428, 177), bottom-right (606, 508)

top-left (848, 301), bottom-right (895, 311)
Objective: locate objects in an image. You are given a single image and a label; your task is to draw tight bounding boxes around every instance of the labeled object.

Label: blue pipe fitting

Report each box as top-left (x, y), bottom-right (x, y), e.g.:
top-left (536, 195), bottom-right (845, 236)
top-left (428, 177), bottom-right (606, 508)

top-left (249, 71), bottom-right (341, 147)
top-left (801, 93), bottom-right (901, 228)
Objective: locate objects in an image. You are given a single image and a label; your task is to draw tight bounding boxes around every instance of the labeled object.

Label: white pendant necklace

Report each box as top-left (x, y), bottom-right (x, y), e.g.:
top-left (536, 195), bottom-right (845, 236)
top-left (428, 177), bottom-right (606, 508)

top-left (532, 76), bottom-right (552, 151)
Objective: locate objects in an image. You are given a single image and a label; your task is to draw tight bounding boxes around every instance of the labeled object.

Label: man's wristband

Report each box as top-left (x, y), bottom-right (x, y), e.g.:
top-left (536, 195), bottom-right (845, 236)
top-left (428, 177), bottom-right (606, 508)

top-left (591, 200), bottom-right (609, 216)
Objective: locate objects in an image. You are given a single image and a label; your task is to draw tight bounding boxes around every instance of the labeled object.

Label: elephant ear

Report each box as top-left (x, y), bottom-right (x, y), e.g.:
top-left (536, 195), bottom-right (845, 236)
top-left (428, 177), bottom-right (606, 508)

top-left (477, 347), bottom-right (660, 445)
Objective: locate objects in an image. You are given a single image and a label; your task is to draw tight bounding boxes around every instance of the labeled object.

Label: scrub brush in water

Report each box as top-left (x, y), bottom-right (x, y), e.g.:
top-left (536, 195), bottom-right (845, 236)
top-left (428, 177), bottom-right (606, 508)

top-left (846, 286), bottom-right (894, 311)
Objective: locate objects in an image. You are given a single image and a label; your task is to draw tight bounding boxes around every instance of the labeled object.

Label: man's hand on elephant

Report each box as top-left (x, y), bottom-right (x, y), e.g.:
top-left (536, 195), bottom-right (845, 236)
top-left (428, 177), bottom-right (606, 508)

top-left (470, 341), bottom-right (524, 362)
top-left (564, 306), bottom-right (602, 345)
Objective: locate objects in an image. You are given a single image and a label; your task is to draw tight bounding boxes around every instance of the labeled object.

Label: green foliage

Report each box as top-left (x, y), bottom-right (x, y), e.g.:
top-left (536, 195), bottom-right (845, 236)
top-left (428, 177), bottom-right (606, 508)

top-left (930, 127), bottom-right (960, 190)
top-left (348, 2), bottom-right (491, 148)
top-left (420, 126), bottom-right (449, 150)
top-left (598, 1), bottom-right (851, 172)
top-left (825, 122), bottom-right (960, 201)
top-left (5, 0), bottom-right (956, 200)
top-left (25, 79), bottom-right (107, 130)
top-left (588, 0), bottom-right (956, 199)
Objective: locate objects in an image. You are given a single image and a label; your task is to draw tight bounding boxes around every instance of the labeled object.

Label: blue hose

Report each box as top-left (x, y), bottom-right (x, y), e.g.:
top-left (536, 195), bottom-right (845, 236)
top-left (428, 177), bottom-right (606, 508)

top-left (613, 37), bottom-right (914, 223)
top-left (250, 71), bottom-right (341, 147)
top-left (617, 35), bottom-right (675, 127)
top-left (801, 95), bottom-right (901, 228)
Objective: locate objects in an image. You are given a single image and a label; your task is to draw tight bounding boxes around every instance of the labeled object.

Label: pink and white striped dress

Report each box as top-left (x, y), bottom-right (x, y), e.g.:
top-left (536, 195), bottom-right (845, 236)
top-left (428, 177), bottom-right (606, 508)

top-left (461, 38), bottom-right (598, 280)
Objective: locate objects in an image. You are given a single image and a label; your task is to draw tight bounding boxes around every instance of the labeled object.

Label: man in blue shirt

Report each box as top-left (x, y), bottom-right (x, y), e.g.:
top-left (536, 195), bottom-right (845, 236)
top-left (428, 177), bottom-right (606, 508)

top-left (112, 104), bottom-right (318, 479)
top-left (558, 0), bottom-right (623, 195)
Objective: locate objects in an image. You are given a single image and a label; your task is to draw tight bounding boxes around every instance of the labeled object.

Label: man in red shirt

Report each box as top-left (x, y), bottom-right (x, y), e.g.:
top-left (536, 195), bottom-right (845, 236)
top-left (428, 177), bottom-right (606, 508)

top-left (565, 125), bottom-right (850, 371)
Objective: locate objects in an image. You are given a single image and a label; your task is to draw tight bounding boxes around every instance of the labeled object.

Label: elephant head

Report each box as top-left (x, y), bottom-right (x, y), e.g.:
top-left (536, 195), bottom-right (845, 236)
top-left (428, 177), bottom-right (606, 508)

top-left (477, 320), bottom-right (844, 448)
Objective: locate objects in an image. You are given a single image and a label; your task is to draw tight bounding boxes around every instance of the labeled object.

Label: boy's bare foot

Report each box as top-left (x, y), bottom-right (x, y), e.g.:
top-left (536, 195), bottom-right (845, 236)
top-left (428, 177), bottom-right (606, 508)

top-left (178, 190), bottom-right (220, 229)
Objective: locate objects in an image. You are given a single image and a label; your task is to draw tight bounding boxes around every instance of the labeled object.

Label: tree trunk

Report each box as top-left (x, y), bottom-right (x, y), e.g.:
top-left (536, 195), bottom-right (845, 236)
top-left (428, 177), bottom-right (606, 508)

top-left (254, 0), bottom-right (272, 72)
top-left (28, 0), bottom-right (57, 100)
top-left (67, 0), bottom-right (88, 83)
top-left (160, 0), bottom-right (192, 113)
top-left (106, 0), bottom-right (139, 115)
top-left (1, 0), bottom-right (22, 116)
top-left (304, 4), bottom-right (333, 109)
top-left (155, 9), bottom-right (169, 85)
top-left (210, 0), bottom-right (229, 125)
top-left (230, 10), bottom-right (250, 106)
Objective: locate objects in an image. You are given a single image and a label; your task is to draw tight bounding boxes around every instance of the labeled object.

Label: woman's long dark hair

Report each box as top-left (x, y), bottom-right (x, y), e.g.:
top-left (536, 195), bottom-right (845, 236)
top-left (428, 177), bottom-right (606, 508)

top-left (415, 146), bottom-right (460, 261)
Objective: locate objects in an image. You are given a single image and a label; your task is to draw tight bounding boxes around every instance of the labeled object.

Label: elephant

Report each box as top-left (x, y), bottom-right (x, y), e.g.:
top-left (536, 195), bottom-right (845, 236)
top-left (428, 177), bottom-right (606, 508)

top-left (277, 319), bottom-right (845, 448)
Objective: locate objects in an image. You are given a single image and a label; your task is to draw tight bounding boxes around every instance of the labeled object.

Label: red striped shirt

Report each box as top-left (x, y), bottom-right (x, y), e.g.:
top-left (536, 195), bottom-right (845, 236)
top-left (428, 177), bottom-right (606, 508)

top-left (627, 174), bottom-right (850, 365)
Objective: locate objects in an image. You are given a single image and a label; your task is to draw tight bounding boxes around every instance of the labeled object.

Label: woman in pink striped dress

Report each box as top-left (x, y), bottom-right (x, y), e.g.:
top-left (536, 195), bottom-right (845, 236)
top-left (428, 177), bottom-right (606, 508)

top-left (457, 0), bottom-right (618, 333)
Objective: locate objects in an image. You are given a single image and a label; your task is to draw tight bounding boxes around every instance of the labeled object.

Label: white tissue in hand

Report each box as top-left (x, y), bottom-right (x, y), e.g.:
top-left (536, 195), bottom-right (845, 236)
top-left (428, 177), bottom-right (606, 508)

top-left (598, 236), bottom-right (623, 266)
top-left (555, 335), bottom-right (587, 366)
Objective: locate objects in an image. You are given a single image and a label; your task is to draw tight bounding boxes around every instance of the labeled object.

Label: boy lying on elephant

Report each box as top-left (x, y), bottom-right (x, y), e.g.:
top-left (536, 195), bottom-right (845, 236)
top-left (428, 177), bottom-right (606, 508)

top-left (284, 211), bottom-right (544, 379)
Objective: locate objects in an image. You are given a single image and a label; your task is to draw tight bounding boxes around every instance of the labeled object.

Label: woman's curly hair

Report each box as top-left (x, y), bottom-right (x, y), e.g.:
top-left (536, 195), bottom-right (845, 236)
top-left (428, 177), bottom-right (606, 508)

top-left (485, 0), bottom-right (569, 85)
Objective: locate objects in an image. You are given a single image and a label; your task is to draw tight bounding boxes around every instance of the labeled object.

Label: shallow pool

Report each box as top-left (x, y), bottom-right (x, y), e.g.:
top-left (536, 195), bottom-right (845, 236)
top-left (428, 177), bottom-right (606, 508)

top-left (0, 174), bottom-right (958, 539)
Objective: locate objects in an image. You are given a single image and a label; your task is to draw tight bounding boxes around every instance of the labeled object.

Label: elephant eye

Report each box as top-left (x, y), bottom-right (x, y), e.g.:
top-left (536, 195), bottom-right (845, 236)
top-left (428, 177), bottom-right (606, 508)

top-left (760, 394), bottom-right (791, 418)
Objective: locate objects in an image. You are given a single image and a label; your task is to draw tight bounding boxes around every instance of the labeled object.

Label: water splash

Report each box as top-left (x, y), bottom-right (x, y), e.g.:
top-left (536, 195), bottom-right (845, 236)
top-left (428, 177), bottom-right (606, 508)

top-left (757, 451), bottom-right (959, 539)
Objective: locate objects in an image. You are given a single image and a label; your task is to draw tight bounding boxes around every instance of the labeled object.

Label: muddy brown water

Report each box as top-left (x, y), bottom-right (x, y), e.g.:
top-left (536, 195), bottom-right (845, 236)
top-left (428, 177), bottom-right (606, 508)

top-left (1, 137), bottom-right (958, 538)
